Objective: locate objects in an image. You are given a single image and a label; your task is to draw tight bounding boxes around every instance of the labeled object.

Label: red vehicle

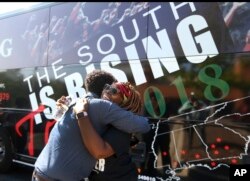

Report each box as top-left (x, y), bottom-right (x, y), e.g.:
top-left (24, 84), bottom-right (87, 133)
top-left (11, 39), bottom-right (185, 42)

top-left (0, 2), bottom-right (250, 181)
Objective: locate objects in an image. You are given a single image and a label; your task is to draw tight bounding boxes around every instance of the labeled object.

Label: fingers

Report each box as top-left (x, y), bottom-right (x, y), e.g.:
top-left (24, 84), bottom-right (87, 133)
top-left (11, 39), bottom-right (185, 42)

top-left (73, 98), bottom-right (86, 114)
top-left (56, 96), bottom-right (66, 106)
top-left (82, 98), bottom-right (88, 104)
top-left (82, 98), bottom-right (89, 111)
top-left (56, 103), bottom-right (63, 107)
top-left (56, 96), bottom-right (89, 114)
top-left (59, 96), bottom-right (67, 102)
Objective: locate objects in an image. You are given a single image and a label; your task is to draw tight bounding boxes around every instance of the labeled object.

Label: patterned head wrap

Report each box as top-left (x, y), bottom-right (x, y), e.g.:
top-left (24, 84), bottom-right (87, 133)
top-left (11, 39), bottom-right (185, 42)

top-left (115, 82), bottom-right (142, 115)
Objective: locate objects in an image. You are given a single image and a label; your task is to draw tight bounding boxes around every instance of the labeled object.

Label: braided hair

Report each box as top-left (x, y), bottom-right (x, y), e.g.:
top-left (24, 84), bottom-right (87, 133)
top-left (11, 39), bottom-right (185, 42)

top-left (115, 82), bottom-right (142, 115)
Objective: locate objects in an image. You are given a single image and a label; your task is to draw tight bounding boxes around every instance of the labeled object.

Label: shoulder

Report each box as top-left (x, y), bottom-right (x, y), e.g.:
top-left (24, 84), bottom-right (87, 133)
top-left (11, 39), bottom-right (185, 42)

top-left (89, 98), bottom-right (115, 107)
top-left (89, 98), bottom-right (126, 114)
top-left (63, 106), bottom-right (77, 120)
top-left (88, 98), bottom-right (110, 112)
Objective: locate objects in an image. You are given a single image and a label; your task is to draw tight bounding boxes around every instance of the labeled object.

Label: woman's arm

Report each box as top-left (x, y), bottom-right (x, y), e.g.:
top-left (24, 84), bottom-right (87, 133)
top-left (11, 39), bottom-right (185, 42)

top-left (73, 98), bottom-right (115, 159)
top-left (77, 116), bottom-right (115, 159)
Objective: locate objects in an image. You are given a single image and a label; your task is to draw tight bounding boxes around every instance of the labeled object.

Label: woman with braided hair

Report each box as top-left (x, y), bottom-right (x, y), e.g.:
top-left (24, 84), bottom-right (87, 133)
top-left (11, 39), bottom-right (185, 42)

top-left (103, 81), bottom-right (142, 114)
top-left (78, 81), bottom-right (144, 181)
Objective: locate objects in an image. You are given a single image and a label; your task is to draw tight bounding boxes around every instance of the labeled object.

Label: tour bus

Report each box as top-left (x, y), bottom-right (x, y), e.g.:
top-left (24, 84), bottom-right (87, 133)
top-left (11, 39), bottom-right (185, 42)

top-left (0, 2), bottom-right (250, 181)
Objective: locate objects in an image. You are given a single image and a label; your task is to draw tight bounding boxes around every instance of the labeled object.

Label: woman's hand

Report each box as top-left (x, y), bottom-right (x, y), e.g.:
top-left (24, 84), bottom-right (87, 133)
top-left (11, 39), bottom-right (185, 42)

top-left (56, 96), bottom-right (67, 108)
top-left (73, 98), bottom-right (89, 114)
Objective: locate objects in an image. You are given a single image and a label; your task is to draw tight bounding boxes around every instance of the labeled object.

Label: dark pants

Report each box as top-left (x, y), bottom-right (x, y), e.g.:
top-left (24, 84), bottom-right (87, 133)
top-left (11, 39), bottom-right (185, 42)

top-left (88, 155), bottom-right (137, 181)
top-left (31, 168), bottom-right (86, 181)
top-left (89, 171), bottom-right (137, 181)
